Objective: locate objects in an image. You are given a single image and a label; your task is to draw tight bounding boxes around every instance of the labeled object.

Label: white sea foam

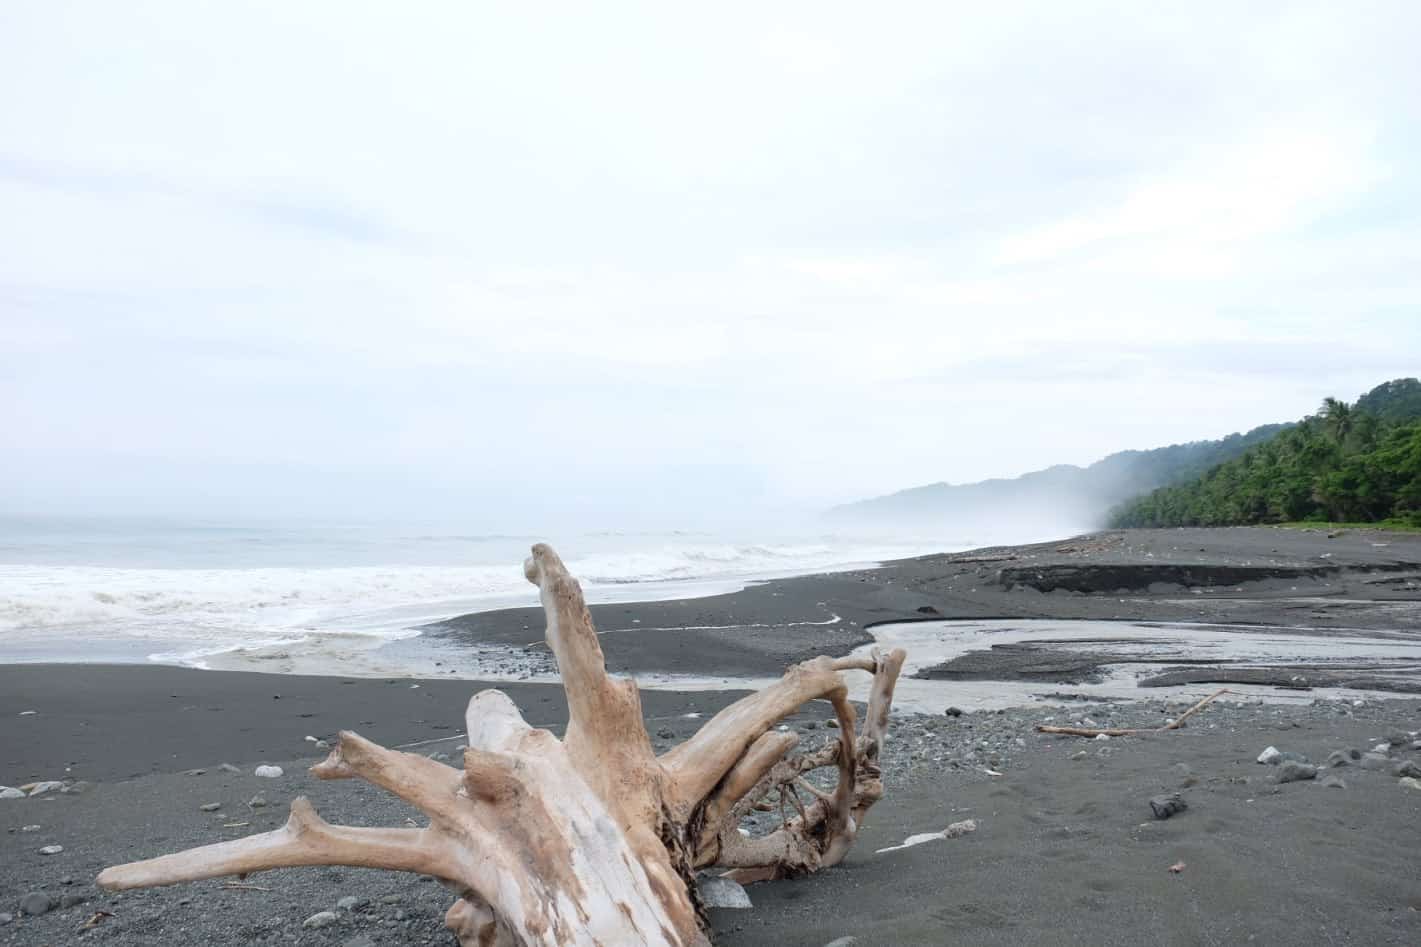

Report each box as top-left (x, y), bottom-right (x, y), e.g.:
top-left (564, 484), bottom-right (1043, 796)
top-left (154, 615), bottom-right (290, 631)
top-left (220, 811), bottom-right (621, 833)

top-left (0, 533), bottom-right (962, 665)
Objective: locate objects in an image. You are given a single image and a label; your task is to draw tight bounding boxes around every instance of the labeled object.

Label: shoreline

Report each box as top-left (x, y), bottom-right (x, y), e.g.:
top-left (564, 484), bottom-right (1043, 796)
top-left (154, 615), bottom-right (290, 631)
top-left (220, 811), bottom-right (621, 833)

top-left (4, 525), bottom-right (1421, 945)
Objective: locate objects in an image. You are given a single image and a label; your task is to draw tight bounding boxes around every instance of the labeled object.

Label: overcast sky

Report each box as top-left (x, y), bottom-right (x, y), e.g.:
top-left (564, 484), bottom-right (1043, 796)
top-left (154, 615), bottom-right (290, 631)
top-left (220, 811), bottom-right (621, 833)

top-left (2, 2), bottom-right (1418, 528)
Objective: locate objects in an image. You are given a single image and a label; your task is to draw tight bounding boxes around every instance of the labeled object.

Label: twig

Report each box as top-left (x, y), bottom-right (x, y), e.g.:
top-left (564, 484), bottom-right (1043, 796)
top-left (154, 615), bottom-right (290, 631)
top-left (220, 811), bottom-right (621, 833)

top-left (1036, 689), bottom-right (1232, 738)
top-left (220, 883), bottom-right (272, 892)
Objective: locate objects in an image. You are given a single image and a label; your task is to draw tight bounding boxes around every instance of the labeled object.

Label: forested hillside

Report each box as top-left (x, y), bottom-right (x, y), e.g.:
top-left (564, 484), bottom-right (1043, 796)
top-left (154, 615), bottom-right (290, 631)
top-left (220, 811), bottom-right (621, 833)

top-left (1110, 379), bottom-right (1421, 528)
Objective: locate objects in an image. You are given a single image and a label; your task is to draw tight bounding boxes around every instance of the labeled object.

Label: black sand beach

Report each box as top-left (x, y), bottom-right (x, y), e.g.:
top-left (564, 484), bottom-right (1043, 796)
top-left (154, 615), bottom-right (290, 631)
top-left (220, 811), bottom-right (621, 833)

top-left (4, 527), bottom-right (1421, 945)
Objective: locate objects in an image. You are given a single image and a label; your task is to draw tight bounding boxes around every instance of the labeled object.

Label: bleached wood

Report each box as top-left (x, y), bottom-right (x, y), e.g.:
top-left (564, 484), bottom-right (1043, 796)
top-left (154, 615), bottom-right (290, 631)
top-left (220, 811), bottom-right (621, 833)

top-left (98, 544), bottom-right (909, 945)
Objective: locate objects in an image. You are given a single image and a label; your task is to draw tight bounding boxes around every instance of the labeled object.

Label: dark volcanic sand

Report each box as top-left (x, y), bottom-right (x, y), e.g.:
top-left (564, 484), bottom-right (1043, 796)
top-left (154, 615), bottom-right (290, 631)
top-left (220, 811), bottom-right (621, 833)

top-left (3, 526), bottom-right (1421, 945)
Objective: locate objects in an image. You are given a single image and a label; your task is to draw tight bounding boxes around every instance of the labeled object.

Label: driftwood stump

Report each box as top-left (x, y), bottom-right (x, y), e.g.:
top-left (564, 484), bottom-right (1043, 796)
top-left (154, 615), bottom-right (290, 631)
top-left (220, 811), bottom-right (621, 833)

top-left (98, 544), bottom-right (907, 946)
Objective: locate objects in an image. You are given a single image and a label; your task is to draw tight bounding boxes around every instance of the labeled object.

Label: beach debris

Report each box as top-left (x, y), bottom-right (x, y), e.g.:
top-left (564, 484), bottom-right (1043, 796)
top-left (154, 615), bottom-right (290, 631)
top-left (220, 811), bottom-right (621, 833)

top-left (0, 787), bottom-right (24, 800)
top-left (95, 544), bottom-right (910, 947)
top-left (1395, 761), bottom-right (1421, 779)
top-left (1168, 861), bottom-right (1186, 874)
top-left (1094, 733), bottom-right (1110, 741)
top-left (1371, 742), bottom-right (1391, 755)
top-left (1400, 777), bottom-right (1421, 792)
top-left (222, 822), bottom-right (250, 828)
top-left (303, 910), bottom-right (340, 929)
top-left (184, 768), bottom-right (207, 776)
top-left (1275, 761), bottom-right (1318, 783)
top-left (1257, 746), bottom-right (1282, 765)
top-left (39, 844), bottom-right (64, 855)
top-left (982, 767), bottom-right (1004, 776)
top-left (304, 735), bottom-right (319, 743)
top-left (19, 710), bottom-right (37, 716)
top-left (19, 892), bottom-right (55, 916)
top-left (200, 802), bottom-right (222, 812)
top-left (1070, 750), bottom-right (1088, 761)
top-left (1149, 793), bottom-right (1188, 819)
top-left (876, 819), bottom-right (977, 853)
top-left (1037, 689), bottom-right (1231, 738)
top-left (697, 875), bottom-right (752, 909)
top-left (944, 706), bottom-right (964, 717)
top-left (80, 910), bottom-right (115, 930)
top-left (253, 765), bottom-right (283, 778)
top-left (26, 780), bottom-right (66, 797)
top-left (336, 895), bottom-right (366, 912)
top-left (20, 824), bottom-right (41, 832)
top-left (218, 763), bottom-right (241, 774)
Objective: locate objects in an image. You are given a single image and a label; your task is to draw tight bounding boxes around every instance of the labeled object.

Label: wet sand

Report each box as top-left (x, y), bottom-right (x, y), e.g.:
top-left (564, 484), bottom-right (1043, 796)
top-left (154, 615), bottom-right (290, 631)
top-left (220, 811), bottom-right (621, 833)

top-left (3, 526), bottom-right (1420, 945)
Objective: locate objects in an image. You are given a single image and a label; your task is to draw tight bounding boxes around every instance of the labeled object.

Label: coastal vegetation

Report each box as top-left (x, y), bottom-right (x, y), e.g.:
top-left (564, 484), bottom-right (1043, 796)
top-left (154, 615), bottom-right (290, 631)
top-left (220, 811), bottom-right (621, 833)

top-left (1110, 379), bottom-right (1421, 529)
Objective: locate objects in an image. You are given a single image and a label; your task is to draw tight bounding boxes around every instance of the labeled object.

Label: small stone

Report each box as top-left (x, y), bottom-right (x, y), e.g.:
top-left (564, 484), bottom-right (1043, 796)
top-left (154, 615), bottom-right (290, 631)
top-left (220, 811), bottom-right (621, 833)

top-left (0, 787), bottom-right (23, 800)
top-left (248, 794), bottom-right (268, 808)
top-left (218, 763), bottom-right (241, 774)
top-left (1326, 750), bottom-right (1351, 768)
top-left (1360, 753), bottom-right (1392, 771)
top-left (1275, 761), bottom-right (1318, 783)
top-left (944, 707), bottom-right (963, 717)
top-left (304, 735), bottom-right (318, 743)
top-left (825, 718), bottom-right (839, 729)
top-left (19, 893), bottom-right (55, 916)
top-left (183, 768), bottom-right (207, 776)
top-left (1371, 743), bottom-right (1391, 755)
top-left (1320, 773), bottom-right (1347, 789)
top-left (336, 895), bottom-right (366, 912)
top-left (426, 752), bottom-right (449, 762)
top-left (254, 765), bottom-right (283, 778)
top-left (1094, 733), bottom-right (1110, 742)
top-left (200, 802), bottom-right (221, 812)
top-left (1256, 746), bottom-right (1281, 765)
top-left (1400, 777), bottom-right (1421, 791)
top-left (303, 910), bottom-right (340, 929)
top-left (38, 844), bottom-right (64, 855)
top-left (379, 894), bottom-right (403, 904)
top-left (1149, 793), bottom-right (1187, 819)
top-left (656, 728), bottom-right (675, 739)
top-left (315, 740), bottom-right (330, 749)
top-left (1394, 760), bottom-right (1421, 779)
top-left (823, 938), bottom-right (860, 947)
top-left (697, 874), bottom-right (752, 909)
top-left (944, 819), bottom-right (976, 838)
top-left (1069, 750), bottom-right (1088, 761)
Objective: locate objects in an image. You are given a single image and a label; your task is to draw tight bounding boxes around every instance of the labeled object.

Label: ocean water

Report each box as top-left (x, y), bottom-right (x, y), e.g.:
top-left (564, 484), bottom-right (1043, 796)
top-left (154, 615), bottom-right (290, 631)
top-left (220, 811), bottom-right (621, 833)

top-left (0, 516), bottom-right (970, 668)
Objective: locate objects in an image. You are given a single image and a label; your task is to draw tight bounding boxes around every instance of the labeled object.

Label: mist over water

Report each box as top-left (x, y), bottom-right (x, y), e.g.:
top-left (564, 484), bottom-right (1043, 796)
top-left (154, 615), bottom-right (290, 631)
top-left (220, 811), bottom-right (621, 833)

top-left (0, 513), bottom-right (1078, 668)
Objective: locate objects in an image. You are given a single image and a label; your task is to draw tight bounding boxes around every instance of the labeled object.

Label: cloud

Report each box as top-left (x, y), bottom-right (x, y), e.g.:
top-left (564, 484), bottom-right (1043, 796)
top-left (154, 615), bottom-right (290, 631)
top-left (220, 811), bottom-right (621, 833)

top-left (1, 2), bottom-right (1418, 521)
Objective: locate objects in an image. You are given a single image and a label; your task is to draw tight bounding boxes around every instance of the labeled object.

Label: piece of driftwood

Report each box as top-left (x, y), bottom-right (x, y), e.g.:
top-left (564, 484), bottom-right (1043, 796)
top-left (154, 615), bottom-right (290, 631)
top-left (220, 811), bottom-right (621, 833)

top-left (97, 543), bottom-right (907, 946)
top-left (1035, 688), bottom-right (1231, 737)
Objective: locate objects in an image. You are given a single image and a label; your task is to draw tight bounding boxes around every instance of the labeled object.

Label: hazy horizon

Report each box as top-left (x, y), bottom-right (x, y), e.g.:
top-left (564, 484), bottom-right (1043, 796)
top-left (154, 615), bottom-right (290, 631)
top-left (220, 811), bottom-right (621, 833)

top-left (4, 3), bottom-right (1419, 528)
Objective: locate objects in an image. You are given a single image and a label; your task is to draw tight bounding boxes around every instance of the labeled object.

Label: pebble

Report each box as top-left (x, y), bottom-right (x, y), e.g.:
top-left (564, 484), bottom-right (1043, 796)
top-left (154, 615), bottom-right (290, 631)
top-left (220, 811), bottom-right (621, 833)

top-left (0, 787), bottom-right (24, 800)
top-left (200, 802), bottom-right (222, 812)
top-left (1257, 746), bottom-right (1281, 765)
top-left (697, 875), bottom-right (752, 909)
top-left (254, 765), bottom-right (283, 778)
top-left (1320, 773), bottom-right (1347, 789)
top-left (1149, 793), bottom-right (1188, 819)
top-left (656, 728), bottom-right (675, 739)
top-left (18, 893), bottom-right (54, 916)
top-left (1275, 761), bottom-right (1318, 783)
top-left (1394, 761), bottom-right (1421, 779)
top-left (379, 894), bottom-right (403, 905)
top-left (1326, 750), bottom-right (1351, 768)
top-left (38, 844), bottom-right (64, 855)
top-left (1069, 750), bottom-right (1088, 761)
top-left (944, 707), bottom-right (963, 717)
top-left (826, 719), bottom-right (839, 729)
top-left (1371, 743), bottom-right (1391, 755)
top-left (303, 910), bottom-right (340, 929)
top-left (218, 763), bottom-right (242, 774)
top-left (1401, 777), bottom-right (1421, 791)
top-left (336, 895), bottom-right (366, 912)
top-left (248, 793), bottom-right (268, 808)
